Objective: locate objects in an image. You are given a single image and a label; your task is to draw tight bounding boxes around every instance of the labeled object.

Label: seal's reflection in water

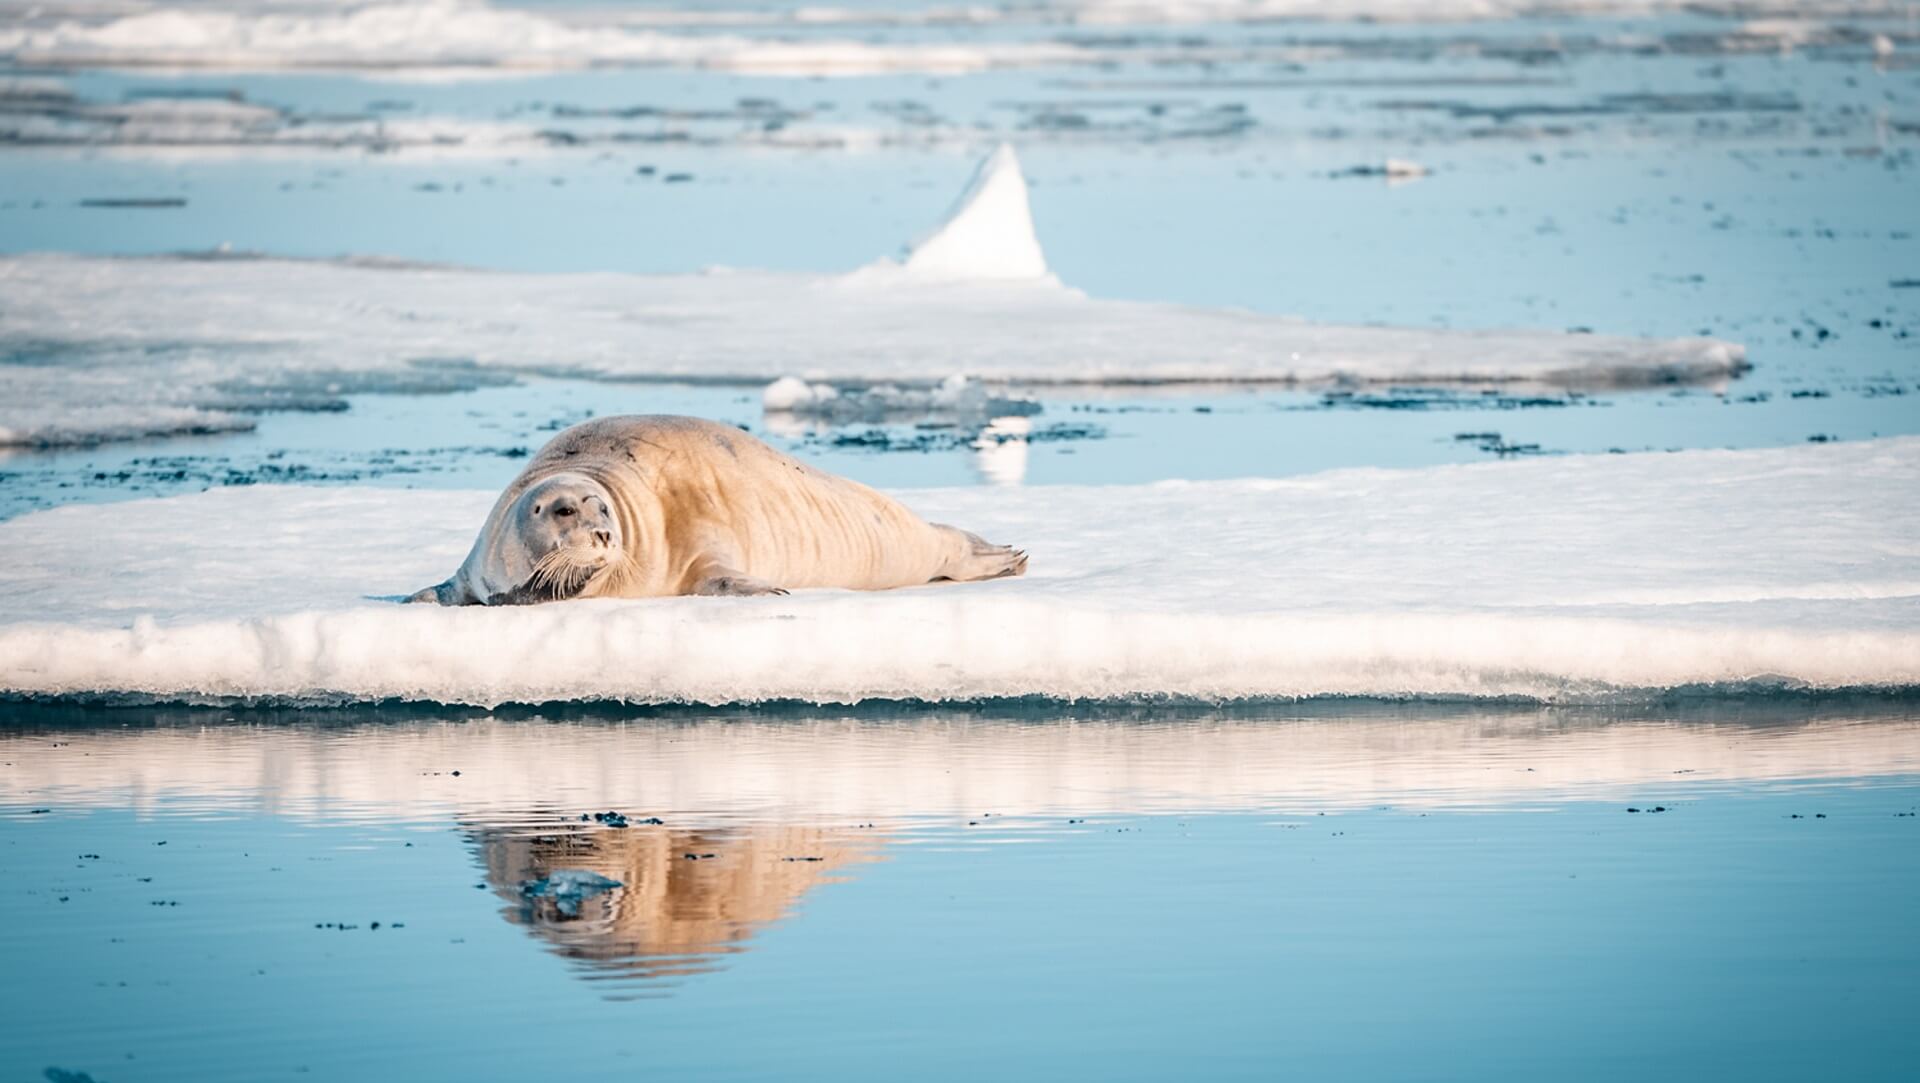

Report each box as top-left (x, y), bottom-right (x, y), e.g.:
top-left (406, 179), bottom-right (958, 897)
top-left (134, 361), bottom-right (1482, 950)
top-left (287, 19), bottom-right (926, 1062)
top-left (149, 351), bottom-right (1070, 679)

top-left (471, 818), bottom-right (873, 993)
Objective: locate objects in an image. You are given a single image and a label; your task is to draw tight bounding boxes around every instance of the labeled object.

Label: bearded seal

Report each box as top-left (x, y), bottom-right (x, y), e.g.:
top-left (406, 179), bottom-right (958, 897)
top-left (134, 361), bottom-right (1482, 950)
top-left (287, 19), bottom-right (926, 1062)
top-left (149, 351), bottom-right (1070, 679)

top-left (407, 415), bottom-right (1027, 605)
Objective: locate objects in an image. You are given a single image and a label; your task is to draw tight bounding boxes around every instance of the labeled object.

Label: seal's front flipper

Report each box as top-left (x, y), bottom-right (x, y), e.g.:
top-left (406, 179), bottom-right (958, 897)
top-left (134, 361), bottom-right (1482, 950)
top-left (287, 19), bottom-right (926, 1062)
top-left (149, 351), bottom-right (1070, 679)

top-left (404, 580), bottom-right (459, 605)
top-left (691, 567), bottom-right (790, 597)
top-left (934, 527), bottom-right (1028, 582)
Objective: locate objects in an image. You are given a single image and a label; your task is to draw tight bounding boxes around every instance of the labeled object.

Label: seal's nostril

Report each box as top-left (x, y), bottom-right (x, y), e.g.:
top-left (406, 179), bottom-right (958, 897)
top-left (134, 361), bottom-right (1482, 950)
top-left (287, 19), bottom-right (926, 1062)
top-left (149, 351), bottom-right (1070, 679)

top-left (593, 530), bottom-right (612, 547)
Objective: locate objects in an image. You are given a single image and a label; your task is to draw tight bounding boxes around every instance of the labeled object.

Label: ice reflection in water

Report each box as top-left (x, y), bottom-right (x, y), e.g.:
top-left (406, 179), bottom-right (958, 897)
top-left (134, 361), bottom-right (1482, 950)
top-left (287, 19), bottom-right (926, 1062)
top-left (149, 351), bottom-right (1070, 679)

top-left (2, 701), bottom-right (1918, 1004)
top-left (973, 414), bottom-right (1030, 485)
top-left (6, 702), bottom-right (1917, 822)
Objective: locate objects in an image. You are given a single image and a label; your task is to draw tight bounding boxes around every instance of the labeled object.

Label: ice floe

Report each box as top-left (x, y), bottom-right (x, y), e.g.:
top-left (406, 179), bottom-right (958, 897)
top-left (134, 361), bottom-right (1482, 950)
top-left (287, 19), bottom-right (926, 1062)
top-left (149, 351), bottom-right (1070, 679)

top-left (0, 1), bottom-right (1891, 79)
top-left (0, 80), bottom-right (529, 151)
top-left (0, 146), bottom-right (1744, 448)
top-left (0, 1), bottom-right (1087, 76)
top-left (0, 438), bottom-right (1913, 706)
top-left (0, 251), bottom-right (1745, 446)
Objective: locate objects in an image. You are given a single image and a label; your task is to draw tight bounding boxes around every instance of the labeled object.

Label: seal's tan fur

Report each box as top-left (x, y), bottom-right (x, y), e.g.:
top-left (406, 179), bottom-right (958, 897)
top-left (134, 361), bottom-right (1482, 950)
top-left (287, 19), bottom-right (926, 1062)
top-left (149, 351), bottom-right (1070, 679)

top-left (410, 415), bottom-right (1026, 604)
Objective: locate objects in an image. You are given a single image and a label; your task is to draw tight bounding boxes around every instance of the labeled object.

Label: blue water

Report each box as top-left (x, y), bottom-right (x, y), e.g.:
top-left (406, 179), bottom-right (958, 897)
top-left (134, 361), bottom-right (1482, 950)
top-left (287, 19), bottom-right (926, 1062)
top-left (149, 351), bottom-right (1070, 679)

top-left (2, 706), bottom-right (1917, 1081)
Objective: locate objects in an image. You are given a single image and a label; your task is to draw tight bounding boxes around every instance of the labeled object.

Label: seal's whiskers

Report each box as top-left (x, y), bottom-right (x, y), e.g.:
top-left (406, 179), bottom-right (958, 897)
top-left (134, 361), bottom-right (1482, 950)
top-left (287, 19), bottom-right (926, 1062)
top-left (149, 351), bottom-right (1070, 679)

top-left (586, 556), bottom-right (637, 597)
top-left (530, 547), bottom-right (606, 596)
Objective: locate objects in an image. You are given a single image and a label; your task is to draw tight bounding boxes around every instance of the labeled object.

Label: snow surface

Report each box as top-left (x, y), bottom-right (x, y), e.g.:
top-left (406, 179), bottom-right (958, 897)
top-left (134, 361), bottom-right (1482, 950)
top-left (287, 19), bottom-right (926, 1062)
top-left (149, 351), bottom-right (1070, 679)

top-left (0, 144), bottom-right (1743, 447)
top-left (1, 438), bottom-right (1914, 706)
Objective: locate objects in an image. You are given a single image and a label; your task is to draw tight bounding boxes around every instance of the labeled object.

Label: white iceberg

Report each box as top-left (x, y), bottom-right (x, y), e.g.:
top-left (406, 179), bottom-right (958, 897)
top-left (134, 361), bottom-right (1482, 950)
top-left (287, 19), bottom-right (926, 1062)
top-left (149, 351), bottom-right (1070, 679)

top-left (0, 144), bottom-right (1744, 448)
top-left (899, 144), bottom-right (1050, 281)
top-left (0, 438), bottom-right (1913, 706)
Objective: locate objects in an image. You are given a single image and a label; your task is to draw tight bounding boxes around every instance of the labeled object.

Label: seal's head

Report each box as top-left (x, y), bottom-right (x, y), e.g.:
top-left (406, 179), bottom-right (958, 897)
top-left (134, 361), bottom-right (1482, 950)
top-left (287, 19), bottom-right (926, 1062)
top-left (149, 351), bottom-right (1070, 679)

top-left (406, 472), bottom-right (627, 605)
top-left (486, 473), bottom-right (625, 604)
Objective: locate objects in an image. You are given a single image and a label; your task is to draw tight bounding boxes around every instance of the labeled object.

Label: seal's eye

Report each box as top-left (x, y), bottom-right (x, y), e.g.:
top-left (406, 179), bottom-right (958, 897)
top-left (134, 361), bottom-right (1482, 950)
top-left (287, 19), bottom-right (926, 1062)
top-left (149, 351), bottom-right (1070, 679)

top-left (554, 505), bottom-right (576, 518)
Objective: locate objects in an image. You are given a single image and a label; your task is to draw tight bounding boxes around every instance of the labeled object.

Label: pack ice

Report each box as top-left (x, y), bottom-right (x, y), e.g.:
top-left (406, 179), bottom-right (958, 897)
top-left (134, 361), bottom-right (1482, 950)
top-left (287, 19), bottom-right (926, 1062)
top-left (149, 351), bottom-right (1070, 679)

top-left (0, 2), bottom-right (1090, 75)
top-left (0, 0), bottom-right (1831, 75)
top-left (1, 438), bottom-right (1913, 706)
top-left (0, 144), bottom-right (1744, 447)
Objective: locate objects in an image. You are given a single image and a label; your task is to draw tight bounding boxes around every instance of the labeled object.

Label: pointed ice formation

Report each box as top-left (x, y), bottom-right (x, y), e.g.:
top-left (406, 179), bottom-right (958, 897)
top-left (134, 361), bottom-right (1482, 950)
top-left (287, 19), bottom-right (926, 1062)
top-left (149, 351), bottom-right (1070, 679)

top-left (903, 144), bottom-right (1049, 280)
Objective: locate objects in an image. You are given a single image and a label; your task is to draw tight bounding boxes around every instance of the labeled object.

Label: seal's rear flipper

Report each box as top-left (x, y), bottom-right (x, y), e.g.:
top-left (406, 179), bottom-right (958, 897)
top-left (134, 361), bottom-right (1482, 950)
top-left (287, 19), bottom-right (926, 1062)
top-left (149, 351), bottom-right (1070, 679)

top-left (934, 527), bottom-right (1028, 582)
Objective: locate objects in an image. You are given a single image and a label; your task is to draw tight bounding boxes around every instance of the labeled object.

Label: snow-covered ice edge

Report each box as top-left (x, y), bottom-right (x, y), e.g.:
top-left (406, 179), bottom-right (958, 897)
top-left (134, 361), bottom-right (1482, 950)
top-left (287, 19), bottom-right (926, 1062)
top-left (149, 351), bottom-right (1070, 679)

top-left (2, 438), bottom-right (1914, 707)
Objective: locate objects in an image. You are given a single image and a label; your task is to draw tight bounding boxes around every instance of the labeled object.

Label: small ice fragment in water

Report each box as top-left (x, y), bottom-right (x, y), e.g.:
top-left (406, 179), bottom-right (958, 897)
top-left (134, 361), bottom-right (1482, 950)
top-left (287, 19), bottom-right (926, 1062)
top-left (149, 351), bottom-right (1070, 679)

top-left (77, 197), bottom-right (188, 209)
top-left (1331, 160), bottom-right (1427, 181)
top-left (763, 375), bottom-right (836, 412)
top-left (763, 373), bottom-right (1037, 426)
top-left (519, 869), bottom-right (622, 917)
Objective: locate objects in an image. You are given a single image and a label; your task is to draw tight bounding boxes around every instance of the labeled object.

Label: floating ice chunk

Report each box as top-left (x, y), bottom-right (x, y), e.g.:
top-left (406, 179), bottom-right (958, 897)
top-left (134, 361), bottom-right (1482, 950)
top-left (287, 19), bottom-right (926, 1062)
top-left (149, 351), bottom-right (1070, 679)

top-left (0, 439), bottom-right (1914, 705)
top-left (762, 376), bottom-right (838, 412)
top-left (762, 373), bottom-right (1039, 425)
top-left (902, 144), bottom-right (1049, 281)
top-left (0, 76), bottom-right (73, 103)
top-left (0, 404), bottom-right (256, 448)
top-left (0, 86), bottom-right (472, 150)
top-left (520, 869), bottom-right (622, 917)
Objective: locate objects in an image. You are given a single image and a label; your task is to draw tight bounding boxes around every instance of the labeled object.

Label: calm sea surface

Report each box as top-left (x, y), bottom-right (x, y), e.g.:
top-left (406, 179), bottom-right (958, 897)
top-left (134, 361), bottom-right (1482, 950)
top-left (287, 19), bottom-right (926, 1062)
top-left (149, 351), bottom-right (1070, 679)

top-left (3, 703), bottom-right (1918, 1081)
